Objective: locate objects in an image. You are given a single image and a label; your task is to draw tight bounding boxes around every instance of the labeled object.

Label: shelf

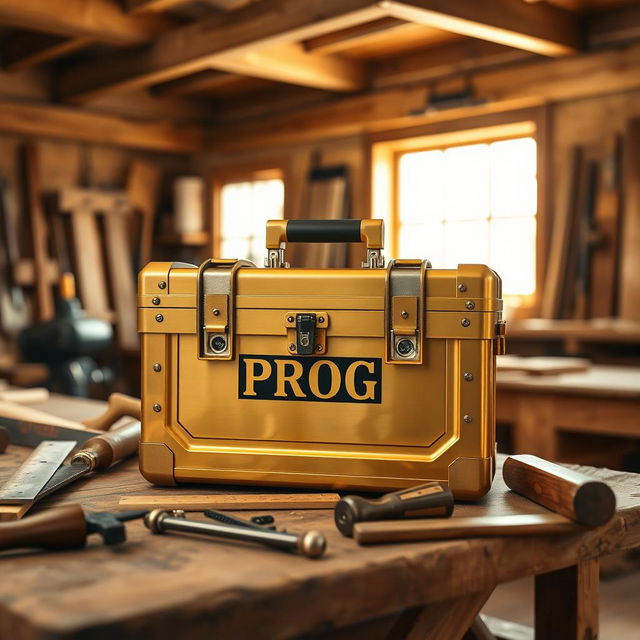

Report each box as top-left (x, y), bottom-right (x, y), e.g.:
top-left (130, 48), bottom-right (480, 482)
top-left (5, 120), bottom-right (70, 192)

top-left (157, 231), bottom-right (209, 247)
top-left (507, 318), bottom-right (640, 343)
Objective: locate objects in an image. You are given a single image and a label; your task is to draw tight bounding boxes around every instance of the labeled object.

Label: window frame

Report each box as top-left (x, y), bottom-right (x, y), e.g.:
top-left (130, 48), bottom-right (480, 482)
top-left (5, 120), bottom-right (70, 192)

top-left (369, 108), bottom-right (549, 316)
top-left (210, 158), bottom-right (291, 259)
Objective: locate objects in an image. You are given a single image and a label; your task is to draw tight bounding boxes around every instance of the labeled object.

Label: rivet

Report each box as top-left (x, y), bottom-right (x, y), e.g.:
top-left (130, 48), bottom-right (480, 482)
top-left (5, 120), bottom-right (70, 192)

top-left (318, 316), bottom-right (325, 323)
top-left (316, 344), bottom-right (323, 352)
top-left (463, 372), bottom-right (474, 382)
top-left (463, 414), bottom-right (473, 423)
top-left (401, 310), bottom-right (409, 319)
top-left (153, 403), bottom-right (162, 413)
top-left (152, 297), bottom-right (160, 306)
top-left (287, 315), bottom-right (294, 323)
top-left (155, 314), bottom-right (164, 323)
top-left (465, 300), bottom-right (475, 310)
top-left (289, 343), bottom-right (296, 351)
top-left (212, 308), bottom-right (220, 316)
top-left (158, 281), bottom-right (167, 290)
top-left (458, 283), bottom-right (467, 293)
top-left (461, 318), bottom-right (470, 327)
top-left (153, 363), bottom-right (162, 372)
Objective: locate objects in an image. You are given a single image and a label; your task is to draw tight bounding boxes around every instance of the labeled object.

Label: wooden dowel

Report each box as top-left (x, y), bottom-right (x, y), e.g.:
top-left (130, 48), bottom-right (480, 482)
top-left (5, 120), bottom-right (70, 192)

top-left (353, 514), bottom-right (577, 545)
top-left (119, 493), bottom-right (341, 511)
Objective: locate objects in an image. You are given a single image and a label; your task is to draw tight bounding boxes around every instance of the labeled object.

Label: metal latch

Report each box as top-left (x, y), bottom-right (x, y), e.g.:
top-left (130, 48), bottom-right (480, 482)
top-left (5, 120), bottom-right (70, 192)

top-left (285, 312), bottom-right (328, 355)
top-left (198, 259), bottom-right (254, 360)
top-left (385, 260), bottom-right (429, 364)
top-left (495, 320), bottom-right (507, 355)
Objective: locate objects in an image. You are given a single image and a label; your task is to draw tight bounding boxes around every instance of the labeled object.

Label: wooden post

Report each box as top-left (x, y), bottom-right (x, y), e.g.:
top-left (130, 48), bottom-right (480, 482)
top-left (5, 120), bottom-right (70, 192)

top-left (535, 558), bottom-right (599, 640)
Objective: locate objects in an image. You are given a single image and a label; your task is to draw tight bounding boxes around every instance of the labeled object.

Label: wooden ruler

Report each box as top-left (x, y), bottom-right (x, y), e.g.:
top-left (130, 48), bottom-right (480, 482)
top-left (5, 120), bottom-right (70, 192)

top-left (119, 493), bottom-right (341, 511)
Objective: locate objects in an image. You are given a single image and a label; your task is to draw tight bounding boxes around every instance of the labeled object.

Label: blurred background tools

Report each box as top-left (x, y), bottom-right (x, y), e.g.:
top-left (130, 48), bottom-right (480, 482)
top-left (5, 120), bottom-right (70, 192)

top-left (19, 273), bottom-right (113, 397)
top-left (0, 504), bottom-right (146, 552)
top-left (0, 420), bottom-right (140, 521)
top-left (0, 391), bottom-right (140, 447)
top-left (145, 510), bottom-right (327, 559)
top-left (351, 454), bottom-right (617, 544)
top-left (335, 481), bottom-right (454, 537)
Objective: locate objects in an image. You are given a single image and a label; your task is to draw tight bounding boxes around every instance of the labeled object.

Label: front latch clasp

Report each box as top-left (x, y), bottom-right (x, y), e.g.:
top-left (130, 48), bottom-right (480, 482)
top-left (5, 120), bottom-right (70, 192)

top-left (285, 312), bottom-right (328, 355)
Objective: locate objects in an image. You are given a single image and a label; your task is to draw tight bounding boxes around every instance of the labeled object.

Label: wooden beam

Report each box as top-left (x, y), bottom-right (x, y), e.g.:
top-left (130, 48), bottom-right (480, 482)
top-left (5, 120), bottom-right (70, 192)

top-left (56, 0), bottom-right (388, 102)
top-left (207, 41), bottom-right (640, 151)
top-left (0, 99), bottom-right (203, 153)
top-left (126, 0), bottom-right (191, 13)
top-left (151, 70), bottom-right (241, 97)
top-left (303, 17), bottom-right (413, 55)
top-left (0, 0), bottom-right (172, 46)
top-left (588, 4), bottom-right (640, 48)
top-left (210, 43), bottom-right (367, 92)
top-left (2, 32), bottom-right (91, 71)
top-left (384, 0), bottom-right (581, 57)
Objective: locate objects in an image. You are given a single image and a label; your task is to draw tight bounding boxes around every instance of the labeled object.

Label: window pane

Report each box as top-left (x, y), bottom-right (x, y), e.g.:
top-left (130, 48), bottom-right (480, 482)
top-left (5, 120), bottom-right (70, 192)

top-left (398, 220), bottom-right (445, 265)
top-left (489, 217), bottom-right (536, 296)
top-left (398, 150), bottom-right (444, 223)
top-left (444, 219), bottom-right (490, 267)
top-left (490, 137), bottom-right (537, 218)
top-left (443, 144), bottom-right (490, 221)
top-left (219, 177), bottom-right (284, 262)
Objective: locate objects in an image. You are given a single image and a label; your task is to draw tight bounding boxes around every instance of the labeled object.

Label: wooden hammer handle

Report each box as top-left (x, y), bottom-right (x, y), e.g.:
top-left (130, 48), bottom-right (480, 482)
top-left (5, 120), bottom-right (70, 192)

top-left (82, 393), bottom-right (141, 431)
top-left (503, 454), bottom-right (616, 527)
top-left (0, 504), bottom-right (87, 551)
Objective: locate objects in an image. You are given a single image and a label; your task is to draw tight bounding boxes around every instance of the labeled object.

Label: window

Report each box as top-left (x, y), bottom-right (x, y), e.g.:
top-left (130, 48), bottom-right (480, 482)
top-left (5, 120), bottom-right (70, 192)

top-left (372, 118), bottom-right (541, 308)
top-left (397, 137), bottom-right (537, 297)
top-left (215, 169), bottom-right (285, 264)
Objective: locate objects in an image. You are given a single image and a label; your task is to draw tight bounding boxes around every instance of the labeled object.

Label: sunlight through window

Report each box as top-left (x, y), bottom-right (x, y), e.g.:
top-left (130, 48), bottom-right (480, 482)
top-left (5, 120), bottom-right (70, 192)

top-left (397, 137), bottom-right (537, 296)
top-left (219, 178), bottom-right (284, 264)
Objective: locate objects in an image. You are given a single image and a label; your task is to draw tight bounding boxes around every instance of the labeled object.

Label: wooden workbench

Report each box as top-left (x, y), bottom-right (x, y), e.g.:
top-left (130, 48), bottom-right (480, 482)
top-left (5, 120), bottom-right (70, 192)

top-left (497, 365), bottom-right (640, 461)
top-left (1, 395), bottom-right (640, 640)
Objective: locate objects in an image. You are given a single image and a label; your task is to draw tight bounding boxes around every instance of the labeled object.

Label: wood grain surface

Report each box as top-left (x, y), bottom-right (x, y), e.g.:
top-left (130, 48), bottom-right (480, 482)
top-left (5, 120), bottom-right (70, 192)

top-left (0, 395), bottom-right (639, 640)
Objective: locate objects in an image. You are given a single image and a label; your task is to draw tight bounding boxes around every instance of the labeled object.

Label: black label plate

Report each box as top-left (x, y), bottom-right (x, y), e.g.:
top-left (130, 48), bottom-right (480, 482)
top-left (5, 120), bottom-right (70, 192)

top-left (238, 355), bottom-right (382, 404)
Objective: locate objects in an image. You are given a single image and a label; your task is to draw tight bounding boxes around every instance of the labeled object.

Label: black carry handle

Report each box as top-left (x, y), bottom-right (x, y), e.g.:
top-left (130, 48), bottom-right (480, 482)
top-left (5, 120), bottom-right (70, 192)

top-left (266, 219), bottom-right (383, 250)
top-left (286, 220), bottom-right (362, 244)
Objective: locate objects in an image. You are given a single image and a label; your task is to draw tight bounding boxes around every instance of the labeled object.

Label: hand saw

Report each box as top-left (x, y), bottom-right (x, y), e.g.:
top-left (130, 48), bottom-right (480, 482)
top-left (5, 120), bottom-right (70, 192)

top-left (0, 419), bottom-right (140, 521)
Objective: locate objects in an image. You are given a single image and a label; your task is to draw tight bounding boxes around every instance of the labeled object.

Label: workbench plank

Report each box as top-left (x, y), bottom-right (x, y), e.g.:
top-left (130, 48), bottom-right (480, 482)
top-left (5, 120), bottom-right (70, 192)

top-left (0, 397), bottom-right (639, 640)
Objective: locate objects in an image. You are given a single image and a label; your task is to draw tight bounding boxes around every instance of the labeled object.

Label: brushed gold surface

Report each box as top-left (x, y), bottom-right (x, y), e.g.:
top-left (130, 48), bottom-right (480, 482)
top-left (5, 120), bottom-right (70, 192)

top-left (138, 260), bottom-right (502, 498)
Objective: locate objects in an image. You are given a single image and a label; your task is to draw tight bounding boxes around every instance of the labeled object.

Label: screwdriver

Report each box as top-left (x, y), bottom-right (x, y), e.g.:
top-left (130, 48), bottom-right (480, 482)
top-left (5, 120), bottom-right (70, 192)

top-left (335, 481), bottom-right (454, 536)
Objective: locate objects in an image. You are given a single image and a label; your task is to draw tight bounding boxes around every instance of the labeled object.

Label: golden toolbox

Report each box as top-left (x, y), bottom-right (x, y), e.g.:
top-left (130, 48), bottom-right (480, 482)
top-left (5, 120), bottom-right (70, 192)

top-left (138, 219), bottom-right (504, 499)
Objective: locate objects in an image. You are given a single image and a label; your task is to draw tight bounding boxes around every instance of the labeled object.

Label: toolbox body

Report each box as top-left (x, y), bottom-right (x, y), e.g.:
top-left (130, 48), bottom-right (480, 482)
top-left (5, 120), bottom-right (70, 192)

top-left (138, 220), bottom-right (504, 499)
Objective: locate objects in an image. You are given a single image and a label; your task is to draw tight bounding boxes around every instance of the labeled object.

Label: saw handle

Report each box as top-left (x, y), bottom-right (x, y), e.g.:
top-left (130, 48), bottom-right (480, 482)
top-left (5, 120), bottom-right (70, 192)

top-left (503, 454), bottom-right (616, 527)
top-left (0, 504), bottom-right (86, 551)
top-left (72, 420), bottom-right (141, 471)
top-left (82, 393), bottom-right (141, 431)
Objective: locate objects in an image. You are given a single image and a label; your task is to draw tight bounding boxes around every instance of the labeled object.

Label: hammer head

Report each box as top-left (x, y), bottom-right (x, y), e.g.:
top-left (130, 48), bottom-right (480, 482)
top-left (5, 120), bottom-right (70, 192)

top-left (85, 510), bottom-right (148, 546)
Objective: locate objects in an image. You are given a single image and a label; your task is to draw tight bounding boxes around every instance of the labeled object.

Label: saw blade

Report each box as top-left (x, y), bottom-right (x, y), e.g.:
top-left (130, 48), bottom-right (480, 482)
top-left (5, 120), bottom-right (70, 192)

top-left (0, 416), bottom-right (100, 447)
top-left (0, 440), bottom-right (76, 504)
top-left (35, 460), bottom-right (91, 501)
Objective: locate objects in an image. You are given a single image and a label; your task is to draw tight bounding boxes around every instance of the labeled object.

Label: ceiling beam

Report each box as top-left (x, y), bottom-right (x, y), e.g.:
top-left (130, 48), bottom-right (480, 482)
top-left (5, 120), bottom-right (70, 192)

top-left (210, 43), bottom-right (366, 91)
top-left (126, 0), bottom-right (193, 13)
top-left (56, 0), bottom-right (388, 102)
top-left (0, 0), bottom-right (173, 46)
top-left (2, 32), bottom-right (92, 71)
top-left (151, 70), bottom-right (240, 97)
top-left (207, 41), bottom-right (640, 151)
top-left (383, 0), bottom-right (581, 57)
top-left (303, 17), bottom-right (413, 55)
top-left (0, 99), bottom-right (203, 153)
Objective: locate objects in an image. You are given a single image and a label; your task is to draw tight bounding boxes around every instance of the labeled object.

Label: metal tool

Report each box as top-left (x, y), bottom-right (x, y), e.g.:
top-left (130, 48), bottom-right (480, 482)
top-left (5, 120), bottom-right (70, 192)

top-left (145, 510), bottom-right (326, 559)
top-left (0, 420), bottom-right (140, 520)
top-left (0, 440), bottom-right (76, 504)
top-left (0, 504), bottom-right (147, 551)
top-left (335, 481), bottom-right (454, 537)
top-left (204, 509), bottom-right (276, 530)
